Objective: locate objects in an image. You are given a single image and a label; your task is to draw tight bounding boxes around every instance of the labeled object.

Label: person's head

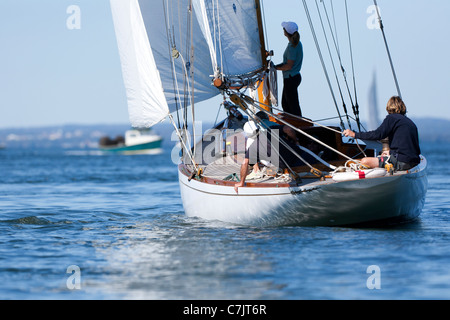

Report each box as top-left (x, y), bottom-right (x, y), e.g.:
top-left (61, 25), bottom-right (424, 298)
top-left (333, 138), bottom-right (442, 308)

top-left (282, 21), bottom-right (300, 47)
top-left (386, 96), bottom-right (407, 115)
top-left (283, 126), bottom-right (299, 143)
top-left (255, 111), bottom-right (269, 120)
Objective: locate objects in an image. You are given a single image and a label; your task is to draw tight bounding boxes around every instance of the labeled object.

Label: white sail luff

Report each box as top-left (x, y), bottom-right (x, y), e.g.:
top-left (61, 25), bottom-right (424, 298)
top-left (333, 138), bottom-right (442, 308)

top-left (192, 0), bottom-right (219, 73)
top-left (110, 0), bottom-right (169, 128)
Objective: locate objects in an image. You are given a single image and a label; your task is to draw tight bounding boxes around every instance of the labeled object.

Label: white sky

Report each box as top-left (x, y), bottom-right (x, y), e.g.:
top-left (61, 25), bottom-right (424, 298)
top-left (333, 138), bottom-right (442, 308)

top-left (0, 0), bottom-right (449, 128)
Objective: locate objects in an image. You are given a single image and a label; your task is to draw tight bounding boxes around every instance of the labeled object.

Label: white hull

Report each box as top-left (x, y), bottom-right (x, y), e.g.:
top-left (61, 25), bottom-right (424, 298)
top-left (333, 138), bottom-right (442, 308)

top-left (179, 157), bottom-right (428, 227)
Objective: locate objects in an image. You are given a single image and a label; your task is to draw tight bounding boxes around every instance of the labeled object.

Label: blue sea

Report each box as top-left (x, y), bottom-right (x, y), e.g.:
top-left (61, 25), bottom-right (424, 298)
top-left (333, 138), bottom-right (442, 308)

top-left (0, 141), bottom-right (449, 300)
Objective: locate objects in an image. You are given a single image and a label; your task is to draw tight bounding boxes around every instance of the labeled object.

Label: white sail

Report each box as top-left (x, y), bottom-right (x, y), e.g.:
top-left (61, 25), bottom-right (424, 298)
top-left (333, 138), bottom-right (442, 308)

top-left (368, 71), bottom-right (380, 130)
top-left (193, 0), bottom-right (264, 76)
top-left (110, 0), bottom-right (220, 127)
top-left (110, 0), bottom-right (169, 128)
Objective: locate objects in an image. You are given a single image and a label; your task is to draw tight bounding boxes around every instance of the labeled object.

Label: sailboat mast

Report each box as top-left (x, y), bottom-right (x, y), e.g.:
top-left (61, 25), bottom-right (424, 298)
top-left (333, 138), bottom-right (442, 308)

top-left (254, 0), bottom-right (273, 113)
top-left (255, 0), bottom-right (267, 69)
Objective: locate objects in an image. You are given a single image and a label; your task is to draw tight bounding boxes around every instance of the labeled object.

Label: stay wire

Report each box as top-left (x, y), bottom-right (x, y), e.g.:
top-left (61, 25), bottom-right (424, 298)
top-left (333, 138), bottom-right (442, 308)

top-left (244, 107), bottom-right (318, 176)
top-left (373, 0), bottom-right (402, 99)
top-left (301, 0), bottom-right (345, 131)
top-left (344, 0), bottom-right (361, 131)
top-left (163, 0), bottom-right (197, 164)
top-left (163, 0), bottom-right (181, 130)
top-left (315, 0), bottom-right (352, 130)
top-left (329, 0), bottom-right (340, 54)
top-left (239, 93), bottom-right (354, 162)
top-left (322, 0), bottom-right (359, 130)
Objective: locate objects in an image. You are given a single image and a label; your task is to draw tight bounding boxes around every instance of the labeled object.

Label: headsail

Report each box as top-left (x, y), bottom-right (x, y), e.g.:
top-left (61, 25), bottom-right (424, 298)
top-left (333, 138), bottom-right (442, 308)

top-left (110, 0), bottom-right (220, 127)
top-left (110, 0), bottom-right (169, 128)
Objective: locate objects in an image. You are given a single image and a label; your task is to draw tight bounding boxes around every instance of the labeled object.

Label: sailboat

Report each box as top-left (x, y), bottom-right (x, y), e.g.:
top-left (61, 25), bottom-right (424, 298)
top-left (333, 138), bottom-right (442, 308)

top-left (110, 0), bottom-right (427, 227)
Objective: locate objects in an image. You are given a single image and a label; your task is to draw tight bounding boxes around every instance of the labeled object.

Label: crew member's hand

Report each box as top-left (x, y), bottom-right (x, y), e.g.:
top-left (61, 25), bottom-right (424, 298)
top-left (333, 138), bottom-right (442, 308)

top-left (234, 182), bottom-right (244, 194)
top-left (343, 129), bottom-right (356, 138)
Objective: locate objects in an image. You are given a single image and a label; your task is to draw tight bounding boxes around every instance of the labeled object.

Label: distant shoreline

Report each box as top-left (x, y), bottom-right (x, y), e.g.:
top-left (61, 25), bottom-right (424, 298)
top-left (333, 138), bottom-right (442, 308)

top-left (0, 117), bottom-right (449, 150)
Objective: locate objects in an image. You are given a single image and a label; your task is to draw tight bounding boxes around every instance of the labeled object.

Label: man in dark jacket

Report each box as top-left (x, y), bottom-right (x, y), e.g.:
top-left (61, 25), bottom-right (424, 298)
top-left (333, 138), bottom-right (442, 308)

top-left (343, 96), bottom-right (421, 171)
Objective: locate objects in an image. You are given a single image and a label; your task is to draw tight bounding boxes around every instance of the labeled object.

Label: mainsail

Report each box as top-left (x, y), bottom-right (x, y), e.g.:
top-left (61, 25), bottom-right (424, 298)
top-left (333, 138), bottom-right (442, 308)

top-left (110, 0), bottom-right (266, 128)
top-left (193, 0), bottom-right (264, 76)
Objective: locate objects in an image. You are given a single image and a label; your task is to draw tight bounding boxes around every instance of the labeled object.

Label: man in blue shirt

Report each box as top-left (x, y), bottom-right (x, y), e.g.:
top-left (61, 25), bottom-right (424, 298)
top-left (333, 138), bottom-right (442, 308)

top-left (275, 21), bottom-right (304, 117)
top-left (343, 96), bottom-right (421, 171)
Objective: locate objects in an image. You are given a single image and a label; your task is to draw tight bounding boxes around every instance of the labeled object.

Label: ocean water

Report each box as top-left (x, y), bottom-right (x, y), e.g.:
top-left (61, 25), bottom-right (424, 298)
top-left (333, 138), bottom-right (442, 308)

top-left (0, 142), bottom-right (449, 300)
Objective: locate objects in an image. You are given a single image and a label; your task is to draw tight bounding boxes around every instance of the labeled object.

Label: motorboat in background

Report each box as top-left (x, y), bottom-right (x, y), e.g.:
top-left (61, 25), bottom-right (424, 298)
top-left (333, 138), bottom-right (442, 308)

top-left (99, 128), bottom-right (162, 155)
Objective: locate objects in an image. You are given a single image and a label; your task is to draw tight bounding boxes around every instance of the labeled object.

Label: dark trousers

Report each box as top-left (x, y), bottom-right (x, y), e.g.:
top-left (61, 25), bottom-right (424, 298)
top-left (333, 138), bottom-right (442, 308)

top-left (281, 73), bottom-right (302, 117)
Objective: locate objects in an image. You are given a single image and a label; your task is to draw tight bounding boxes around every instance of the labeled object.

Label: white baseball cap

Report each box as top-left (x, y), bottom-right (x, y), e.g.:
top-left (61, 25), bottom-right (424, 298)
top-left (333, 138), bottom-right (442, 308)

top-left (243, 121), bottom-right (259, 149)
top-left (282, 21), bottom-right (298, 35)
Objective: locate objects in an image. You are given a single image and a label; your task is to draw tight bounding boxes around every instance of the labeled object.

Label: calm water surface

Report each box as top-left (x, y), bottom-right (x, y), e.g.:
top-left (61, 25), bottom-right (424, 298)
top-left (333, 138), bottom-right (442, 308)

top-left (0, 142), bottom-right (449, 300)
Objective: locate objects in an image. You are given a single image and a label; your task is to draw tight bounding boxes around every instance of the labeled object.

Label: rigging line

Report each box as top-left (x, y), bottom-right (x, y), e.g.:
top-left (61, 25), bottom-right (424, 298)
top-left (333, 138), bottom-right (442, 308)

top-left (329, 0), bottom-right (340, 55)
top-left (244, 108), bottom-right (315, 176)
top-left (312, 115), bottom-right (341, 122)
top-left (178, 0), bottom-right (183, 54)
top-left (240, 93), bottom-right (354, 161)
top-left (216, 0), bottom-right (224, 75)
top-left (249, 96), bottom-right (367, 159)
top-left (248, 96), bottom-right (342, 134)
top-left (344, 0), bottom-right (361, 131)
top-left (175, 51), bottom-right (196, 155)
top-left (187, 0), bottom-right (197, 159)
top-left (184, 5), bottom-right (194, 134)
top-left (212, 0), bottom-right (217, 66)
top-left (301, 0), bottom-right (345, 131)
top-left (169, 0), bottom-right (176, 49)
top-left (176, 3), bottom-right (188, 129)
top-left (322, 0), bottom-right (341, 64)
top-left (244, 115), bottom-right (299, 178)
top-left (214, 101), bottom-right (224, 127)
top-left (314, 0), bottom-right (352, 130)
top-left (373, 0), bottom-right (402, 99)
top-left (204, 0), bottom-right (222, 76)
top-left (321, 0), bottom-right (357, 117)
top-left (247, 97), bottom-right (350, 171)
top-left (163, 1), bottom-right (195, 158)
top-left (252, 91), bottom-right (367, 158)
top-left (255, 94), bottom-right (366, 159)
top-left (168, 114), bottom-right (199, 170)
top-left (183, 8), bottom-right (190, 118)
top-left (261, 0), bottom-right (269, 54)
top-left (163, 0), bottom-right (181, 130)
